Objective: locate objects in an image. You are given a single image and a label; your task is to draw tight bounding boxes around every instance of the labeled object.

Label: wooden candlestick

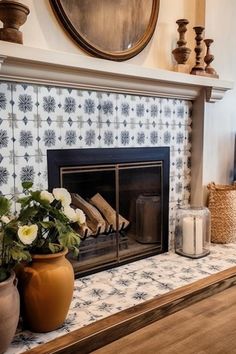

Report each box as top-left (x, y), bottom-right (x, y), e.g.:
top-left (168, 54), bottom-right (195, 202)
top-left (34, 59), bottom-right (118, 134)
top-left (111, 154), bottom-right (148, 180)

top-left (190, 26), bottom-right (205, 75)
top-left (204, 39), bottom-right (219, 78)
top-left (0, 0), bottom-right (30, 44)
top-left (172, 19), bottom-right (191, 67)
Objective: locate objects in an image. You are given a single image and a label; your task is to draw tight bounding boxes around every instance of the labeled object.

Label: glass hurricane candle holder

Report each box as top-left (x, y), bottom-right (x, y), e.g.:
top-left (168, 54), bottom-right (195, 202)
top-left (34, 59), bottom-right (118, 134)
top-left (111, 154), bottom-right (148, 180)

top-left (175, 206), bottom-right (211, 258)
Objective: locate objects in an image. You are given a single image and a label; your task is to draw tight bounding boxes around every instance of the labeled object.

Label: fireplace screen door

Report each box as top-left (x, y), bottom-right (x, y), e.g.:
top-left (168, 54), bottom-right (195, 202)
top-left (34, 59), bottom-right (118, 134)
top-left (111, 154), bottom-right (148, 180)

top-left (47, 147), bottom-right (169, 276)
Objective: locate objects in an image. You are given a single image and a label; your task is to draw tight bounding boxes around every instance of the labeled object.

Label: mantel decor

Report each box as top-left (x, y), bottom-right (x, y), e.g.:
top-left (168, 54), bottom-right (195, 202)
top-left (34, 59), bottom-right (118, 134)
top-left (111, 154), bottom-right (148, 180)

top-left (49, 0), bottom-right (160, 61)
top-left (0, 0), bottom-right (30, 44)
top-left (175, 206), bottom-right (210, 259)
top-left (172, 18), bottom-right (191, 73)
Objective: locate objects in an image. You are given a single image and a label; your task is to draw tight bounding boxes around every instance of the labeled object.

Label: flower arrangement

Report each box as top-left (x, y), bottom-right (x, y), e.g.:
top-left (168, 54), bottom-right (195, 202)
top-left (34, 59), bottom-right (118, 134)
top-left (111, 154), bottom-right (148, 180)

top-left (0, 182), bottom-right (84, 282)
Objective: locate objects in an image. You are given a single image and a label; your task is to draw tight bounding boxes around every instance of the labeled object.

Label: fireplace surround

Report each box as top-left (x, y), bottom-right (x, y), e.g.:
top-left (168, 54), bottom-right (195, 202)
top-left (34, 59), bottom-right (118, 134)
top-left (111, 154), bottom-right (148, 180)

top-left (0, 42), bottom-right (232, 279)
top-left (47, 147), bottom-right (170, 276)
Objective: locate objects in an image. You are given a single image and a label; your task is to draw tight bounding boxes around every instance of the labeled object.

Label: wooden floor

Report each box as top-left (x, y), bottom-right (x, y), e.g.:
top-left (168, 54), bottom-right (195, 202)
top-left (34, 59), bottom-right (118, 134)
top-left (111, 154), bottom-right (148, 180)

top-left (93, 285), bottom-right (236, 354)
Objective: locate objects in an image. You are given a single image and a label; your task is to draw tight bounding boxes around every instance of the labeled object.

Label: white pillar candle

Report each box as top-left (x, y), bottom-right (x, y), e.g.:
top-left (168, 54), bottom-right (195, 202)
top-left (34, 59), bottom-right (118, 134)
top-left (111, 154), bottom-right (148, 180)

top-left (182, 216), bottom-right (203, 255)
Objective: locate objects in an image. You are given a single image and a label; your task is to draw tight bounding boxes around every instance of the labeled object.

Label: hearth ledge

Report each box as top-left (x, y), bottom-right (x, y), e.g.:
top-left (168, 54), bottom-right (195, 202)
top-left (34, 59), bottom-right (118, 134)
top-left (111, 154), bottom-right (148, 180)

top-left (0, 41), bottom-right (233, 102)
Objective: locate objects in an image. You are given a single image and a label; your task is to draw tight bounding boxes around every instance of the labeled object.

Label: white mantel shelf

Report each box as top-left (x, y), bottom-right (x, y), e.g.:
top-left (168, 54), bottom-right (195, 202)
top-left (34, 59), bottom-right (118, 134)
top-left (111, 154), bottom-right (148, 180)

top-left (0, 41), bottom-right (233, 102)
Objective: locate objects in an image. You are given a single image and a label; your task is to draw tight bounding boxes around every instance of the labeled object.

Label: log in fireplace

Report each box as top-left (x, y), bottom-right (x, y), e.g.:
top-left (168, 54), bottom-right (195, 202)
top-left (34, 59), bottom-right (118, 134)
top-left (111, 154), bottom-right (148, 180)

top-left (47, 147), bottom-right (170, 277)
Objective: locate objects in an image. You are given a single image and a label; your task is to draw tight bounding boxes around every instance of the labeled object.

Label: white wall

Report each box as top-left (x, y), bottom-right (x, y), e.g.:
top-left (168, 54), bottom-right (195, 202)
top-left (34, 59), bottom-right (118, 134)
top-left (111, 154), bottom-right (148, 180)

top-left (203, 0), bottom-right (236, 184)
top-left (6, 0), bottom-right (234, 185)
top-left (17, 0), bottom-right (201, 70)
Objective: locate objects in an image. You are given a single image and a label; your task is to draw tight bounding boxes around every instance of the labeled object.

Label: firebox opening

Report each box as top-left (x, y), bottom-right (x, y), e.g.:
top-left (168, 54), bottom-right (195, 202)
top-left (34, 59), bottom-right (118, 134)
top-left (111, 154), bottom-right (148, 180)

top-left (47, 147), bottom-right (170, 277)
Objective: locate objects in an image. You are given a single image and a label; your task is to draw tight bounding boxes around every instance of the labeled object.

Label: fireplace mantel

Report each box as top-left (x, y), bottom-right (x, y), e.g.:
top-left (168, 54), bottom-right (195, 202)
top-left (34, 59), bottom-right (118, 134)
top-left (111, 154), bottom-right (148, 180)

top-left (0, 41), bottom-right (233, 102)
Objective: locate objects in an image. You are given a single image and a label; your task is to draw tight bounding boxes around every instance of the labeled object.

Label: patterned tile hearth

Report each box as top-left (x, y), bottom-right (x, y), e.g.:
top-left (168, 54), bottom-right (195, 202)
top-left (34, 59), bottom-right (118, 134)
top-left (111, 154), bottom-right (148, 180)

top-left (6, 243), bottom-right (236, 354)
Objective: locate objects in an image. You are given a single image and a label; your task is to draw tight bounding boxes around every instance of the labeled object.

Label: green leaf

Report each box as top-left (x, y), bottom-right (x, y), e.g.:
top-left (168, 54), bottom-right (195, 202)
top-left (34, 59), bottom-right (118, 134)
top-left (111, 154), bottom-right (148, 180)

top-left (17, 196), bottom-right (32, 207)
top-left (22, 181), bottom-right (33, 190)
top-left (70, 246), bottom-right (79, 258)
top-left (48, 243), bottom-right (63, 253)
top-left (18, 206), bottom-right (39, 222)
top-left (39, 221), bottom-right (54, 229)
top-left (9, 246), bottom-right (31, 262)
top-left (7, 241), bottom-right (31, 263)
top-left (0, 196), bottom-right (11, 217)
top-left (58, 230), bottom-right (81, 249)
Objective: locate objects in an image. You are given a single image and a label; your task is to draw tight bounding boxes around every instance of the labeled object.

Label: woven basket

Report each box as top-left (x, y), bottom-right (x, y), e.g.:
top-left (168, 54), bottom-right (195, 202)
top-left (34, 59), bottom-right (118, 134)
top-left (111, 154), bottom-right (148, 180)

top-left (207, 182), bottom-right (236, 243)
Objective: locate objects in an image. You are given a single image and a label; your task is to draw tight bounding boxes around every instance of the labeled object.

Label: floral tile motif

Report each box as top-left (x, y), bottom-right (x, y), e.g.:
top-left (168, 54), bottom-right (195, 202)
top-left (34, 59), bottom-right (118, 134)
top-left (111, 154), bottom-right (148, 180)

top-left (37, 86), bottom-right (62, 121)
top-left (6, 244), bottom-right (236, 354)
top-left (98, 92), bottom-right (117, 123)
top-left (13, 156), bottom-right (42, 194)
top-left (0, 155), bottom-right (15, 195)
top-left (37, 120), bottom-right (62, 155)
top-left (0, 118), bottom-right (14, 157)
top-left (0, 82), bottom-right (12, 121)
top-left (12, 84), bottom-right (38, 122)
top-left (13, 120), bottom-right (39, 156)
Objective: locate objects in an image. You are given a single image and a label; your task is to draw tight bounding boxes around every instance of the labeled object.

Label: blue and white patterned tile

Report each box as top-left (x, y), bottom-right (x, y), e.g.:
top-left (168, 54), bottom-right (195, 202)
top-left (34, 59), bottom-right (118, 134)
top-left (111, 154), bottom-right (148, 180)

top-left (133, 124), bottom-right (150, 147)
top-left (0, 118), bottom-right (14, 156)
top-left (13, 120), bottom-right (39, 156)
top-left (116, 94), bottom-right (138, 124)
top-left (61, 127), bottom-right (80, 150)
top-left (160, 98), bottom-right (174, 124)
top-left (0, 82), bottom-right (12, 120)
top-left (99, 123), bottom-right (118, 148)
top-left (98, 92), bottom-right (117, 123)
top-left (147, 97), bottom-right (160, 125)
top-left (13, 156), bottom-right (42, 194)
top-left (59, 87), bottom-right (80, 121)
top-left (80, 121), bottom-right (100, 148)
top-left (12, 84), bottom-right (38, 122)
top-left (117, 124), bottom-right (137, 147)
top-left (133, 96), bottom-right (150, 125)
top-left (0, 155), bottom-right (15, 195)
top-left (38, 86), bottom-right (62, 121)
top-left (172, 99), bottom-right (191, 125)
top-left (80, 90), bottom-right (99, 122)
top-left (38, 120), bottom-right (62, 155)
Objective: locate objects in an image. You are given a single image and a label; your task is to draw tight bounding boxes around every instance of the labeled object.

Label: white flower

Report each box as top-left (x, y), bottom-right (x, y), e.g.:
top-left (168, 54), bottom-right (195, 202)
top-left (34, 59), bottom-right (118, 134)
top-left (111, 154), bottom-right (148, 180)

top-left (53, 188), bottom-right (71, 207)
top-left (40, 190), bottom-right (54, 204)
top-left (18, 224), bottom-right (38, 245)
top-left (1, 215), bottom-right (11, 224)
top-left (75, 209), bottom-right (86, 225)
top-left (63, 206), bottom-right (77, 222)
top-left (63, 206), bottom-right (86, 224)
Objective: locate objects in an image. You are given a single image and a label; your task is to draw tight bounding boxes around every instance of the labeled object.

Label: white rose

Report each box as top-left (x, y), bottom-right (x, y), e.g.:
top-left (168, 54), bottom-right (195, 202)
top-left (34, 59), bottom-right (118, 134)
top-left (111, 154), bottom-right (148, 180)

top-left (75, 209), bottom-right (86, 225)
top-left (40, 190), bottom-right (54, 204)
top-left (18, 224), bottom-right (38, 245)
top-left (63, 206), bottom-right (77, 222)
top-left (1, 215), bottom-right (11, 224)
top-left (53, 188), bottom-right (71, 207)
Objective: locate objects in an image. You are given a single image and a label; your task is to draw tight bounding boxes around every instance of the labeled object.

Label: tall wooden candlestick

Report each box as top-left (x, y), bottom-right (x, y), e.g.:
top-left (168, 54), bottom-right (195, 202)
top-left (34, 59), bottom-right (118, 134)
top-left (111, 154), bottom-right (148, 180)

top-left (172, 19), bottom-right (191, 66)
top-left (204, 39), bottom-right (219, 78)
top-left (190, 26), bottom-right (205, 75)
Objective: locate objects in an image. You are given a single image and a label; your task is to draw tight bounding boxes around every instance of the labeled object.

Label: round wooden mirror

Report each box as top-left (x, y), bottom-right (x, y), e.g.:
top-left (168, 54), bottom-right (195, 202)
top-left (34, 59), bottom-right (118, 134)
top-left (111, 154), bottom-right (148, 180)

top-left (50, 0), bottom-right (160, 61)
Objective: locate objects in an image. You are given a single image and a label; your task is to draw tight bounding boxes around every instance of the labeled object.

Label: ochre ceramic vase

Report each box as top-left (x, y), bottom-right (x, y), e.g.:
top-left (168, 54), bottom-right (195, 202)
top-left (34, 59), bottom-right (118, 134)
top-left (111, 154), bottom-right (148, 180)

top-left (20, 248), bottom-right (74, 333)
top-left (0, 271), bottom-right (20, 354)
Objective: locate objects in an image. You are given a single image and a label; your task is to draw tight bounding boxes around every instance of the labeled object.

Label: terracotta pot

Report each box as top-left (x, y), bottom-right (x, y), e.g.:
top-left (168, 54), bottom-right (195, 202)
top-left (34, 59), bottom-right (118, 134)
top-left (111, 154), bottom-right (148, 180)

top-left (20, 248), bottom-right (74, 333)
top-left (0, 271), bottom-right (20, 354)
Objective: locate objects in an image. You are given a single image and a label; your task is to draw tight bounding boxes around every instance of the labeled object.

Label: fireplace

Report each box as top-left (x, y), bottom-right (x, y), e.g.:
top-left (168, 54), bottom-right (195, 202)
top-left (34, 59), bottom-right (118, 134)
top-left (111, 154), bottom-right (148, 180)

top-left (47, 147), bottom-right (170, 276)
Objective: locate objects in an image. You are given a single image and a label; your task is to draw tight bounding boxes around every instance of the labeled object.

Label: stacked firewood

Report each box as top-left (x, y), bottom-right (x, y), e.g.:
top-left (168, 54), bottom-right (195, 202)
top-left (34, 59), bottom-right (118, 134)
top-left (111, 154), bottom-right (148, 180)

top-left (71, 193), bottom-right (129, 238)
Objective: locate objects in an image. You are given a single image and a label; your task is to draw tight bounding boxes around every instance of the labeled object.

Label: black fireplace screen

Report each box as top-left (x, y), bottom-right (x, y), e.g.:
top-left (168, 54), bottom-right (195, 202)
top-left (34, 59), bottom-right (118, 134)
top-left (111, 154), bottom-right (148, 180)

top-left (47, 147), bottom-right (169, 276)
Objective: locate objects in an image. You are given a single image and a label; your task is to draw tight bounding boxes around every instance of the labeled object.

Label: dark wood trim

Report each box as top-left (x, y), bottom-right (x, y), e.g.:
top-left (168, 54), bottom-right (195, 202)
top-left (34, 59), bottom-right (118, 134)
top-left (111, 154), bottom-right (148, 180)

top-left (49, 0), bottom-right (160, 61)
top-left (22, 266), bottom-right (236, 354)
